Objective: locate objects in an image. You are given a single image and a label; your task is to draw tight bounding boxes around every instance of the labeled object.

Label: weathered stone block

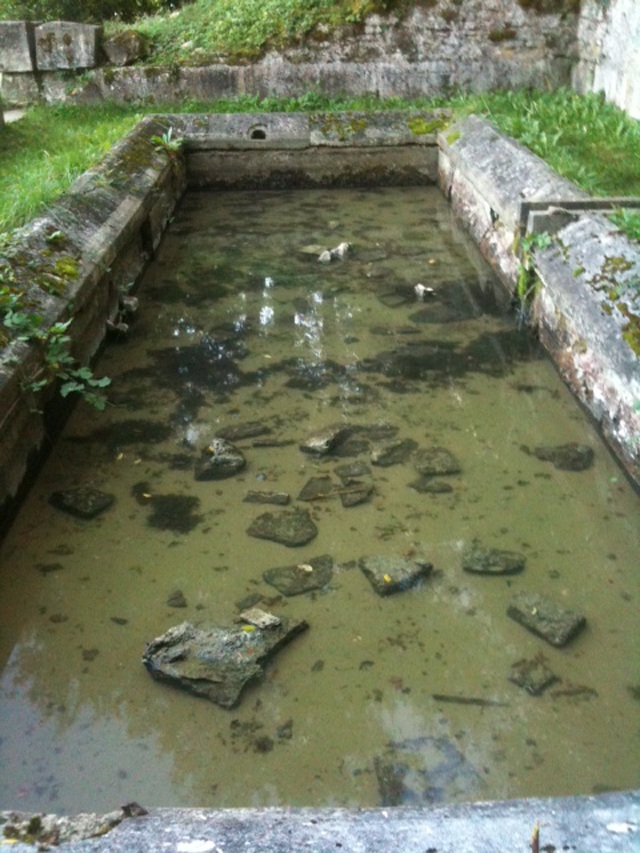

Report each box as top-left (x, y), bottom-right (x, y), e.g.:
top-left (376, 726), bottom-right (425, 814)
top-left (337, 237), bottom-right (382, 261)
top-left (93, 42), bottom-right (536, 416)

top-left (35, 22), bottom-right (102, 71)
top-left (0, 21), bottom-right (35, 72)
top-left (0, 70), bottom-right (39, 108)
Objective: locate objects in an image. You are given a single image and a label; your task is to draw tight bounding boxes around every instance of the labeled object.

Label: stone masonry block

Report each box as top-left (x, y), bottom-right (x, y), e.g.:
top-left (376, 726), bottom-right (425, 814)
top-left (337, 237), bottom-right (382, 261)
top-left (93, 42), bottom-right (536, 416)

top-left (0, 21), bottom-right (36, 72)
top-left (35, 22), bottom-right (102, 70)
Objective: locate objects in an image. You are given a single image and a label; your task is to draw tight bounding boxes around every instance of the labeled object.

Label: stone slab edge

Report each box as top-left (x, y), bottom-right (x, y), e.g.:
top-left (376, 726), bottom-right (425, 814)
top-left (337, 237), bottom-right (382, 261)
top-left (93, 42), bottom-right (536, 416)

top-left (438, 115), bottom-right (639, 485)
top-left (0, 114), bottom-right (186, 524)
top-left (2, 791), bottom-right (639, 851)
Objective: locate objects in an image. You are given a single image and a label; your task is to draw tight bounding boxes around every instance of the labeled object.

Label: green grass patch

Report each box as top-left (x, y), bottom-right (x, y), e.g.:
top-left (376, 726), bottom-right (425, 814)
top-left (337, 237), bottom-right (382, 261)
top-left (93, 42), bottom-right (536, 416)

top-left (0, 103), bottom-right (143, 232)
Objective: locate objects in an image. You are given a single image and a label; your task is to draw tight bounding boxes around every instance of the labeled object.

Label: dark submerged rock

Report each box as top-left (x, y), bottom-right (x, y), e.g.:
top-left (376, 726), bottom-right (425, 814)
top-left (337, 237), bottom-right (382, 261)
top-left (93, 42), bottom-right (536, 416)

top-left (509, 654), bottom-right (559, 696)
top-left (194, 437), bottom-right (246, 480)
top-left (371, 438), bottom-right (418, 467)
top-left (217, 421), bottom-right (272, 441)
top-left (132, 483), bottom-right (203, 534)
top-left (142, 614), bottom-right (308, 709)
top-left (298, 475), bottom-right (336, 501)
top-left (244, 490), bottom-right (290, 506)
top-left (507, 592), bottom-right (586, 647)
top-left (413, 446), bottom-right (461, 476)
top-left (409, 476), bottom-right (454, 494)
top-left (263, 554), bottom-right (334, 596)
top-left (299, 423), bottom-right (352, 455)
top-left (247, 508), bottom-right (318, 547)
top-left (339, 480), bottom-right (374, 507)
top-left (359, 554), bottom-right (432, 596)
top-left (532, 443), bottom-right (594, 471)
top-left (462, 539), bottom-right (526, 576)
top-left (49, 486), bottom-right (115, 519)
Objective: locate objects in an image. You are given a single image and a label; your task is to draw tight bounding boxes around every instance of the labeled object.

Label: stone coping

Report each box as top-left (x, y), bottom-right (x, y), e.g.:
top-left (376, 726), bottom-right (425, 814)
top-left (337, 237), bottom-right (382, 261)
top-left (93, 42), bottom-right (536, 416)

top-left (439, 115), bottom-right (640, 485)
top-left (2, 791), bottom-right (639, 851)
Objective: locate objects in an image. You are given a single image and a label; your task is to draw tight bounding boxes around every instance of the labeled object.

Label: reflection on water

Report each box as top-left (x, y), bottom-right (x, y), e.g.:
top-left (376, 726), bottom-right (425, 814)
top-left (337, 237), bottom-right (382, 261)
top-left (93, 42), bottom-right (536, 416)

top-left (0, 187), bottom-right (638, 813)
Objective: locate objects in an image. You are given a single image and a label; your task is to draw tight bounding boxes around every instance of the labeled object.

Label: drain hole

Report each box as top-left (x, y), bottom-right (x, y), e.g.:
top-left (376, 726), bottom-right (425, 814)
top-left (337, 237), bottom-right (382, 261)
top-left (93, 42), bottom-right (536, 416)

top-left (250, 127), bottom-right (267, 140)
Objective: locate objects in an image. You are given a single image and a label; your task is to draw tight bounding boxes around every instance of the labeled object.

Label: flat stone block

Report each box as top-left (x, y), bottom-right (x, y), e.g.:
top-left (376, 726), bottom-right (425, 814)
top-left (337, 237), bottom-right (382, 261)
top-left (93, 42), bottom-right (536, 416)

top-left (35, 22), bottom-right (102, 70)
top-left (0, 21), bottom-right (35, 72)
top-left (507, 592), bottom-right (586, 647)
top-left (359, 554), bottom-right (432, 596)
top-left (0, 71), bottom-right (39, 108)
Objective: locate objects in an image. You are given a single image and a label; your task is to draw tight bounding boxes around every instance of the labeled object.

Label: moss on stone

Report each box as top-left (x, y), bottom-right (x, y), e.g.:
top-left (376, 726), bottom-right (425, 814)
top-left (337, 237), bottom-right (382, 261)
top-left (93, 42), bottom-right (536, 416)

top-left (54, 255), bottom-right (80, 280)
top-left (407, 115), bottom-right (447, 135)
top-left (489, 27), bottom-right (518, 42)
top-left (517, 0), bottom-right (579, 13)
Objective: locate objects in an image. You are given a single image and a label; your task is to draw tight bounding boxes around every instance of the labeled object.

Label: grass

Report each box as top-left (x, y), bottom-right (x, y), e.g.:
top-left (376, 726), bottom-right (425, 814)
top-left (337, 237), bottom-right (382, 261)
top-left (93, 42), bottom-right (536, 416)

top-left (0, 103), bottom-right (143, 231)
top-left (1, 89), bottom-right (639, 236)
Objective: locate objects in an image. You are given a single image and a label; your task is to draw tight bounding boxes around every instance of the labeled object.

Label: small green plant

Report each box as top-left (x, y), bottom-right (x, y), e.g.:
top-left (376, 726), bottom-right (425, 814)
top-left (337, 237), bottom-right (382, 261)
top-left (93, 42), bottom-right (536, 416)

top-left (150, 126), bottom-right (182, 155)
top-left (1, 254), bottom-right (111, 410)
top-left (512, 230), bottom-right (552, 325)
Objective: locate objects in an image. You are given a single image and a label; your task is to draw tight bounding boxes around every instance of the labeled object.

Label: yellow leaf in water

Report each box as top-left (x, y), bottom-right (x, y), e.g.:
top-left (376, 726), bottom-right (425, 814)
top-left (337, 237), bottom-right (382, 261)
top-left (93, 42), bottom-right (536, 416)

top-left (383, 573), bottom-right (391, 583)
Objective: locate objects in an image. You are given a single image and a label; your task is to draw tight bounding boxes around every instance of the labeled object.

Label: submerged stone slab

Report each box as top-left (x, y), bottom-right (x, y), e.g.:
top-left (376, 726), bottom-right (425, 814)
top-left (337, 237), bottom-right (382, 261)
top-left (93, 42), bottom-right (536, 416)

top-left (244, 490), bottom-right (290, 506)
top-left (49, 486), bottom-right (114, 519)
top-left (413, 447), bottom-right (461, 476)
top-left (370, 438), bottom-right (417, 467)
top-left (409, 476), bottom-right (454, 494)
top-left (247, 508), bottom-right (318, 547)
top-left (532, 443), bottom-right (595, 472)
top-left (142, 615), bottom-right (308, 708)
top-left (298, 475), bottom-right (336, 501)
top-left (263, 554), bottom-right (333, 596)
top-left (339, 480), bottom-right (374, 507)
top-left (507, 592), bottom-right (586, 647)
top-left (462, 540), bottom-right (526, 576)
top-left (359, 555), bottom-right (432, 596)
top-left (300, 423), bottom-right (352, 455)
top-left (194, 437), bottom-right (246, 480)
top-left (509, 654), bottom-right (559, 696)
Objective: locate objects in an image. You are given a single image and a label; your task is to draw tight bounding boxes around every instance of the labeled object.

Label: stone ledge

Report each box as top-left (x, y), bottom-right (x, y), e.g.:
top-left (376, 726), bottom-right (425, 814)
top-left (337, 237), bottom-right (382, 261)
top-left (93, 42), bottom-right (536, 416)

top-left (2, 791), bottom-right (639, 851)
top-left (0, 115), bottom-right (186, 527)
top-left (438, 115), bottom-right (639, 485)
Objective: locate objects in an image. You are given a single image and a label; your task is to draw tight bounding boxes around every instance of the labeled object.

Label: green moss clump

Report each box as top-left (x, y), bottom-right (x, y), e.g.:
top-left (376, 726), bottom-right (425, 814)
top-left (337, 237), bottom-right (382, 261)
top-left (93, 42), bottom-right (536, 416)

top-left (517, 0), bottom-right (580, 13)
top-left (54, 255), bottom-right (80, 279)
top-left (489, 27), bottom-right (518, 42)
top-left (446, 130), bottom-right (461, 145)
top-left (407, 115), bottom-right (447, 135)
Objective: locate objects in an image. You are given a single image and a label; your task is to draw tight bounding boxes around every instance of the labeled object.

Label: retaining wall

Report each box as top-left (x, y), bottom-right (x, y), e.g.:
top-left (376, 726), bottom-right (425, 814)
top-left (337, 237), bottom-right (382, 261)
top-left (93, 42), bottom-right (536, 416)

top-left (573, 0), bottom-right (640, 119)
top-left (0, 1), bottom-right (580, 107)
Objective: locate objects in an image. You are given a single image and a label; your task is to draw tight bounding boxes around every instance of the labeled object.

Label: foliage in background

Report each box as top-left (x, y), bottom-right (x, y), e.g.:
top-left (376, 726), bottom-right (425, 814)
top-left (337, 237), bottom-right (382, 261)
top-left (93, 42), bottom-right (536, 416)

top-left (126, 0), bottom-right (408, 64)
top-left (0, 0), bottom-right (177, 23)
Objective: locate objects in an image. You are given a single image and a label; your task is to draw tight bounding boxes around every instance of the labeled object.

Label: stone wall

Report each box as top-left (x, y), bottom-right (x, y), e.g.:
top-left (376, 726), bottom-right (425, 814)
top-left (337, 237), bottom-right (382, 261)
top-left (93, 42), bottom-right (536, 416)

top-left (573, 0), bottom-right (640, 119)
top-left (0, 1), bottom-right (580, 107)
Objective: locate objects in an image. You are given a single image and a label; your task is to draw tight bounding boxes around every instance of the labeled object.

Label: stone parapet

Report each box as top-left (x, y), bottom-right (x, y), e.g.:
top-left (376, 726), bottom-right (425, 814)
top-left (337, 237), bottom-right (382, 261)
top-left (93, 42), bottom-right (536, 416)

top-left (439, 114), bottom-right (640, 484)
top-left (0, 20), bottom-right (36, 72)
top-left (35, 21), bottom-right (102, 70)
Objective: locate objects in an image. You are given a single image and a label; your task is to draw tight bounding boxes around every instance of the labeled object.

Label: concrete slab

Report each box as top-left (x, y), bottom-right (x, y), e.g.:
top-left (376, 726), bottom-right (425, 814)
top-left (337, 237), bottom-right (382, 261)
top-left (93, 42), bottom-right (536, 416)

top-left (2, 792), bottom-right (639, 851)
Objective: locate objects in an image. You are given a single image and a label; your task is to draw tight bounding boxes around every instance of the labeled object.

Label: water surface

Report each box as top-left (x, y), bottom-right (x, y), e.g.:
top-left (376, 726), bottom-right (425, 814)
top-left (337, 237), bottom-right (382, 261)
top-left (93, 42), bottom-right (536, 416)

top-left (0, 187), bottom-right (638, 812)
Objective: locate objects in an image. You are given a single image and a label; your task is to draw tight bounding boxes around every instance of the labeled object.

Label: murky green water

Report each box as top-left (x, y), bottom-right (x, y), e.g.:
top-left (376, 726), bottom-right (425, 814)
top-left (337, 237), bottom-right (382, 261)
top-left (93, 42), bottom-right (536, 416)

top-left (0, 187), bottom-right (638, 813)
